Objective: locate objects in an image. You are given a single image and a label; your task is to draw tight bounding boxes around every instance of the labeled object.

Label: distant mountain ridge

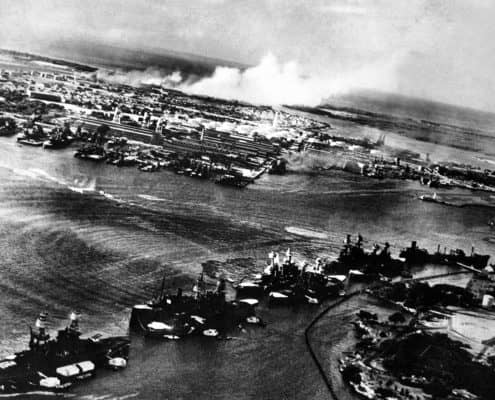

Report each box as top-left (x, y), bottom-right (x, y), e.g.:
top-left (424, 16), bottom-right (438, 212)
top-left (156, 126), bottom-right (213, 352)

top-left (0, 48), bottom-right (98, 72)
top-left (323, 89), bottom-right (495, 133)
top-left (41, 39), bottom-right (248, 77)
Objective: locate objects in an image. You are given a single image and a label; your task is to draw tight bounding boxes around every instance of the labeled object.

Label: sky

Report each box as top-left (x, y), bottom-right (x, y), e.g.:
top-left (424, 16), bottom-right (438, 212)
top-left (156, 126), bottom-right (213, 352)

top-left (1, 0), bottom-right (495, 110)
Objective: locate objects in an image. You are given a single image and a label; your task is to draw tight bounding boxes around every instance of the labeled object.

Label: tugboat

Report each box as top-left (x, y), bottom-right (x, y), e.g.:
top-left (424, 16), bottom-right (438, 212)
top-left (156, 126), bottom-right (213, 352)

top-left (0, 312), bottom-right (130, 394)
top-left (130, 275), bottom-right (262, 339)
top-left (419, 192), bottom-right (443, 204)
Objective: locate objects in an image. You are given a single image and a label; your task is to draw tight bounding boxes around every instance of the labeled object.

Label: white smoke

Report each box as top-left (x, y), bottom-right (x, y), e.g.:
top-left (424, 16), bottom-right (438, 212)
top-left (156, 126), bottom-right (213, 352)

top-left (180, 53), bottom-right (403, 106)
top-left (97, 67), bottom-right (183, 87)
top-left (96, 53), bottom-right (403, 107)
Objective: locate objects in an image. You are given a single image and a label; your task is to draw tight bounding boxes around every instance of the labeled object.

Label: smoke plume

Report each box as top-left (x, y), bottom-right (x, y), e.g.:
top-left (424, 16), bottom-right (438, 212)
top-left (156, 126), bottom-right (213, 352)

top-left (97, 67), bottom-right (184, 88)
top-left (97, 53), bottom-right (402, 107)
top-left (181, 53), bottom-right (401, 106)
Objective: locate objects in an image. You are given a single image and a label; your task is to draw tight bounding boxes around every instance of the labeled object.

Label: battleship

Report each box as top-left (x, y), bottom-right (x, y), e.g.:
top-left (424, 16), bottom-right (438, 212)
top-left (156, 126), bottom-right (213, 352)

top-left (130, 248), bottom-right (346, 341)
top-left (0, 312), bottom-right (129, 394)
top-left (0, 21), bottom-right (494, 398)
top-left (130, 275), bottom-right (263, 339)
top-left (236, 249), bottom-right (344, 305)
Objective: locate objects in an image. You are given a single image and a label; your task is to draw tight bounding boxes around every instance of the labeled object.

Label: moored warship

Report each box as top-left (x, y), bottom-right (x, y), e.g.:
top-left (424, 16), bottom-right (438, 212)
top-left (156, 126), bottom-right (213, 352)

top-left (236, 248), bottom-right (344, 305)
top-left (130, 275), bottom-right (262, 339)
top-left (43, 126), bottom-right (74, 149)
top-left (17, 125), bottom-right (47, 146)
top-left (400, 241), bottom-right (490, 269)
top-left (0, 312), bottom-right (129, 394)
top-left (324, 234), bottom-right (404, 277)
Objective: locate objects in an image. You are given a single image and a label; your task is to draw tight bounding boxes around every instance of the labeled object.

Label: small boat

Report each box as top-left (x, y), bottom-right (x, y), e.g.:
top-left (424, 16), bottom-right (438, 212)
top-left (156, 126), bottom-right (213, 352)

top-left (190, 315), bottom-right (206, 325)
top-left (108, 357), bottom-right (127, 370)
top-left (86, 154), bottom-right (106, 161)
top-left (419, 192), bottom-right (440, 203)
top-left (246, 316), bottom-right (261, 324)
top-left (305, 295), bottom-right (319, 304)
top-left (202, 329), bottom-right (219, 337)
top-left (163, 335), bottom-right (181, 340)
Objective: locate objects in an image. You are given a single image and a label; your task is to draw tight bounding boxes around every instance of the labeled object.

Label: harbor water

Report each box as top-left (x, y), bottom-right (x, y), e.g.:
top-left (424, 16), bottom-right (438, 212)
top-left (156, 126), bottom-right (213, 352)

top-left (0, 132), bottom-right (493, 399)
